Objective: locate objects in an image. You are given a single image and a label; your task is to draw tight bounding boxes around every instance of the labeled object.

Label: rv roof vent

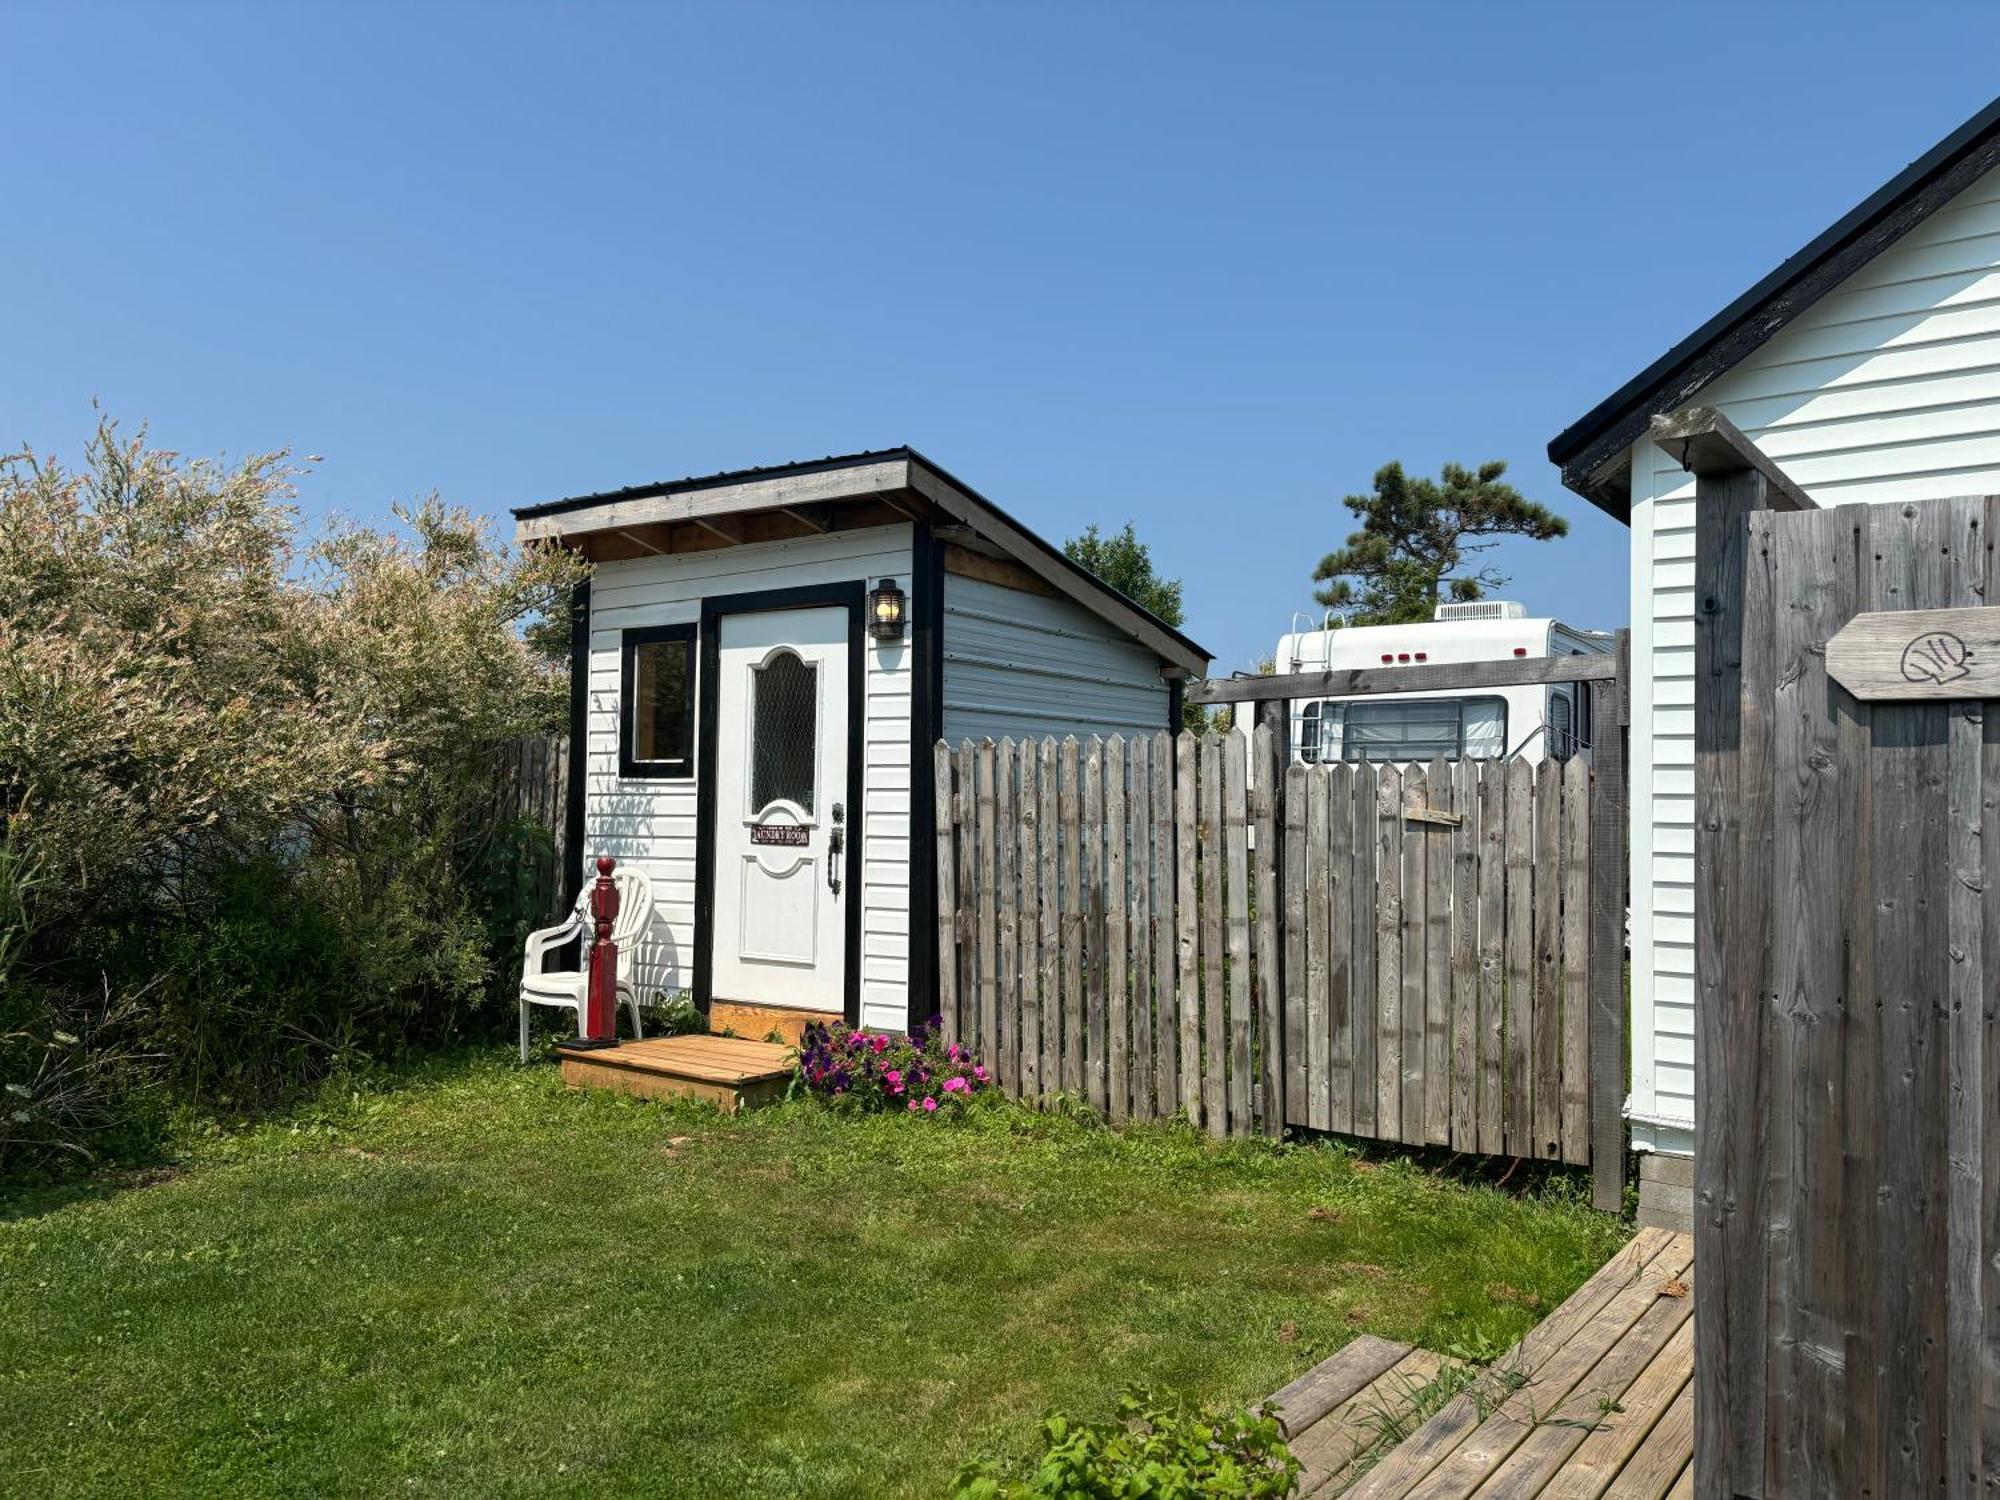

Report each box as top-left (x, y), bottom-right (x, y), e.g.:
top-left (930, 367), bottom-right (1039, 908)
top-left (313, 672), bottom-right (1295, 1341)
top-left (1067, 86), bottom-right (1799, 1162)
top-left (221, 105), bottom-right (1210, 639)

top-left (1435, 600), bottom-right (1527, 622)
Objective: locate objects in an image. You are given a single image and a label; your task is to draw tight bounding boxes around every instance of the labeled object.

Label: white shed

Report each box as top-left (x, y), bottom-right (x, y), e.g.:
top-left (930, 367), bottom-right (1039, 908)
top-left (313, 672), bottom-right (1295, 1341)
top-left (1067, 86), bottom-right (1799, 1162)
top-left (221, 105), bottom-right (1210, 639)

top-left (513, 449), bottom-right (1210, 1041)
top-left (1548, 95), bottom-right (2000, 1226)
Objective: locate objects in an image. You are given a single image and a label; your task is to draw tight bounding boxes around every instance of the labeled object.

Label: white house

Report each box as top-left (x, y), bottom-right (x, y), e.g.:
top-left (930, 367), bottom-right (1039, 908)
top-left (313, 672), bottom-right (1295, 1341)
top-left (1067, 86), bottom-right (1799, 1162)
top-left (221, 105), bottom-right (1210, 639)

top-left (1548, 94), bottom-right (2000, 1226)
top-left (513, 448), bottom-right (1209, 1042)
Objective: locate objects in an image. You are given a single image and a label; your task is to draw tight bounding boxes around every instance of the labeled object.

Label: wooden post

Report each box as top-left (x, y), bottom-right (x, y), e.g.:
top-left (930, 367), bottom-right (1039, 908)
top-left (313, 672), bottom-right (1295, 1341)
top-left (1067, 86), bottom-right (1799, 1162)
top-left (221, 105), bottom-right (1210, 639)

top-left (1694, 468), bottom-right (1776, 1500)
top-left (579, 855), bottom-right (620, 1045)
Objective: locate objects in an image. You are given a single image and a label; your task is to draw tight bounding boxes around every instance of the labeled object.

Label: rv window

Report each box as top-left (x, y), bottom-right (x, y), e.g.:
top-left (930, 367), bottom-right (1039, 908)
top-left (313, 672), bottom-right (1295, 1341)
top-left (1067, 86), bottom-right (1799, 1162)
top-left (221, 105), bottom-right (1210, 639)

top-left (1300, 702), bottom-right (1324, 762)
top-left (1339, 696), bottom-right (1508, 762)
top-left (1461, 699), bottom-right (1506, 759)
top-left (620, 624), bottom-right (696, 779)
top-left (1547, 690), bottom-right (1575, 761)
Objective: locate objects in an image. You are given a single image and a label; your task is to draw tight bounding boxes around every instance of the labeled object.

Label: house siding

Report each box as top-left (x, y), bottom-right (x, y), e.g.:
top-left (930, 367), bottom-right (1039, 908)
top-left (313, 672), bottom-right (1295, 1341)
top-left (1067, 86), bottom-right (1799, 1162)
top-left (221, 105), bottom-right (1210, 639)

top-left (940, 572), bottom-right (1172, 743)
top-left (1627, 161), bottom-right (2000, 1155)
top-left (582, 524), bottom-right (914, 1032)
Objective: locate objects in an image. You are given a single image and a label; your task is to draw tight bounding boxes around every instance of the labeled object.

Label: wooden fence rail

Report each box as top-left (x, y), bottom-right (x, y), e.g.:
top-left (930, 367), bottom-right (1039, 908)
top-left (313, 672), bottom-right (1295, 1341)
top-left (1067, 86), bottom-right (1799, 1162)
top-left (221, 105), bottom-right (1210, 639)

top-left (935, 727), bottom-right (1600, 1165)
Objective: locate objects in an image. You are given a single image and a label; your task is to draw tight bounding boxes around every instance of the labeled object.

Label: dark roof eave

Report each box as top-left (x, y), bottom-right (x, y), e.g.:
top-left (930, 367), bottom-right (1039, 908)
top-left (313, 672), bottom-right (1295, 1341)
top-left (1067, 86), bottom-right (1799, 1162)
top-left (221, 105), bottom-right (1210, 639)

top-left (511, 446), bottom-right (1212, 669)
top-left (510, 447), bottom-right (916, 522)
top-left (1548, 93), bottom-right (2000, 518)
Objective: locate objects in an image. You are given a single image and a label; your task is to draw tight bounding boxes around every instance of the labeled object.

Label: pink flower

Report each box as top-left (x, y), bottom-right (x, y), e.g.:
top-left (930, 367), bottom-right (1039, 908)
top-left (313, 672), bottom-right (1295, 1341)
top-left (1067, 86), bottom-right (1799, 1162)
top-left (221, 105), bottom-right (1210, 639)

top-left (873, 1034), bottom-right (890, 1053)
top-left (972, 1065), bottom-right (988, 1083)
top-left (884, 1069), bottom-right (901, 1085)
top-left (947, 1044), bottom-right (963, 1062)
top-left (922, 1097), bottom-right (939, 1113)
top-left (907, 1099), bottom-right (920, 1112)
top-left (943, 1076), bottom-right (967, 1094)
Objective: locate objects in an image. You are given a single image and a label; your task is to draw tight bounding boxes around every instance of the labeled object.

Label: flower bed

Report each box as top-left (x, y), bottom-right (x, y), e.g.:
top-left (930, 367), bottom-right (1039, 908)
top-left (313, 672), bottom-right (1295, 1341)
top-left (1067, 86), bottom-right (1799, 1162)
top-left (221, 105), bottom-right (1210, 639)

top-left (794, 1016), bottom-right (991, 1114)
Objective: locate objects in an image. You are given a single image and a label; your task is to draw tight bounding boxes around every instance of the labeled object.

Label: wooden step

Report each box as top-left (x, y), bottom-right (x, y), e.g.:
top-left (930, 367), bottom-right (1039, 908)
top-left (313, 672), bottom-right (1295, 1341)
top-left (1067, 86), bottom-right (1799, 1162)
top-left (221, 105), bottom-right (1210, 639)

top-left (1263, 1335), bottom-right (1457, 1497)
top-left (558, 1034), bottom-right (795, 1113)
top-left (708, 1000), bottom-right (837, 1047)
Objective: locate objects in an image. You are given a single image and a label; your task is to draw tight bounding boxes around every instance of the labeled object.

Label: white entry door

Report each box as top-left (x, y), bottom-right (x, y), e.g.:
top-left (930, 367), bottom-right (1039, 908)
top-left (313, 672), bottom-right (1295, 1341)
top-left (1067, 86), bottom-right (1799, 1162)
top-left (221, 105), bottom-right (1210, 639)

top-left (710, 606), bottom-right (850, 1011)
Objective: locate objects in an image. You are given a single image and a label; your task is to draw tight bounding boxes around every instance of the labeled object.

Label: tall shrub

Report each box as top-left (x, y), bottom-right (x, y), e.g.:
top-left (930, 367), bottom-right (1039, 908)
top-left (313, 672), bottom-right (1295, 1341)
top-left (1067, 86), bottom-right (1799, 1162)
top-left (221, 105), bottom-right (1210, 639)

top-left (0, 421), bottom-right (585, 1168)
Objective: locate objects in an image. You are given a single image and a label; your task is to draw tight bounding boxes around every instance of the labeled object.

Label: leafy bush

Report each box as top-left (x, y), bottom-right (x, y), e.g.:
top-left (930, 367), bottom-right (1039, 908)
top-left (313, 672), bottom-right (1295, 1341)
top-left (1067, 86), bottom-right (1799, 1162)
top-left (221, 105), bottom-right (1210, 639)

top-left (953, 1389), bottom-right (1300, 1498)
top-left (0, 420), bottom-right (585, 1172)
top-left (794, 1016), bottom-right (991, 1114)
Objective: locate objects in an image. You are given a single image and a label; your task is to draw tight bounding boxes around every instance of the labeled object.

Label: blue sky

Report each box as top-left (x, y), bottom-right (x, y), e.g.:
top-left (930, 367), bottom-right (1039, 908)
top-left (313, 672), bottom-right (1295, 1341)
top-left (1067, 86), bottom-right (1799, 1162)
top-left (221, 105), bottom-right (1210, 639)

top-left (8, 1), bottom-right (2000, 670)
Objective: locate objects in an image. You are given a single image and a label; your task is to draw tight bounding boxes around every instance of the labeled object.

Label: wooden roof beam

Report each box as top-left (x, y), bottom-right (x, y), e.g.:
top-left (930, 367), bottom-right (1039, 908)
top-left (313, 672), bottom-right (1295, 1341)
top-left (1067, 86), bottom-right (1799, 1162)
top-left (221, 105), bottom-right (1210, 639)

top-left (688, 513), bottom-right (746, 545)
top-left (780, 503), bottom-right (831, 533)
top-left (1647, 407), bottom-right (1818, 510)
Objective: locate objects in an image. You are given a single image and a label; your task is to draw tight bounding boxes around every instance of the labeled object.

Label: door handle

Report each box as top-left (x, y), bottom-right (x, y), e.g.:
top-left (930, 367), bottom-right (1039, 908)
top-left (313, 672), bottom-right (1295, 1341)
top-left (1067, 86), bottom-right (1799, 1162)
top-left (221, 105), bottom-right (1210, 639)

top-left (827, 803), bottom-right (845, 896)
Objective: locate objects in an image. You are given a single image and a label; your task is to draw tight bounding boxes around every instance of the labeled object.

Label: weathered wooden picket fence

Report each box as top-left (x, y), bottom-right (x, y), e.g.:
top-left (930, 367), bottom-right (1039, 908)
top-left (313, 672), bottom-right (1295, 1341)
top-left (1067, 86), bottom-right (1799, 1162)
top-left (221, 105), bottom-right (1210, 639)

top-left (933, 727), bottom-right (1598, 1166)
top-left (491, 732), bottom-right (572, 921)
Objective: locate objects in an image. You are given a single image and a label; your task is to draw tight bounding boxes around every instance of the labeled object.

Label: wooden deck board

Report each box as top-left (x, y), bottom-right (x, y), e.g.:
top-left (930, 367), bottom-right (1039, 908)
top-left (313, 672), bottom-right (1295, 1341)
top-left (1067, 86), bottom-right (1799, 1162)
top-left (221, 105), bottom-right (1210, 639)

top-left (1337, 1231), bottom-right (1694, 1500)
top-left (557, 1034), bottom-right (795, 1112)
top-left (1538, 1319), bottom-right (1692, 1500)
top-left (1298, 1349), bottom-right (1448, 1497)
top-left (1598, 1384), bottom-right (1691, 1500)
top-left (1270, 1335), bottom-right (1415, 1439)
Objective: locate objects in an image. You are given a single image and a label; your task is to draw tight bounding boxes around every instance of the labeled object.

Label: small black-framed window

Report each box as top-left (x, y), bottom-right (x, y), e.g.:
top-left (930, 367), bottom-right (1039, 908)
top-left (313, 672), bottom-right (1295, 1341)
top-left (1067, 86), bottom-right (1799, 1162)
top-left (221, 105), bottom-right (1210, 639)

top-left (620, 624), bottom-right (696, 779)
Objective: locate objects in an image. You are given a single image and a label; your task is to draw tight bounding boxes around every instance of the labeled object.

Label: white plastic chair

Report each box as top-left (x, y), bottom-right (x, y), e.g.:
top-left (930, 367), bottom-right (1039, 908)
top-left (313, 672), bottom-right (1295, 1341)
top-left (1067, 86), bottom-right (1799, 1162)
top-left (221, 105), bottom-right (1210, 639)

top-left (519, 865), bottom-right (655, 1061)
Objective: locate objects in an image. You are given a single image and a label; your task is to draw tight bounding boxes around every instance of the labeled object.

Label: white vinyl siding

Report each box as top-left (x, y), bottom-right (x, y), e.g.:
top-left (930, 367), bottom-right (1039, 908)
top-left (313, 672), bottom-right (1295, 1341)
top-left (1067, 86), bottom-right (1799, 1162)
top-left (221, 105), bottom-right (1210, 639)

top-left (1626, 160), bottom-right (2000, 1155)
top-left (583, 524), bottom-right (914, 1031)
top-left (941, 572), bottom-right (1172, 743)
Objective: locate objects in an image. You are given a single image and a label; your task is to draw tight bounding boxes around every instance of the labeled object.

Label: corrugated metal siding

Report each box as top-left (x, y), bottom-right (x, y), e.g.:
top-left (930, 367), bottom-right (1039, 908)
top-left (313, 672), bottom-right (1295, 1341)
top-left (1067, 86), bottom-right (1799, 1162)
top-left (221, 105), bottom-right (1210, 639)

top-left (940, 573), bottom-right (1172, 742)
top-left (1627, 161), bottom-right (2000, 1154)
top-left (583, 525), bottom-right (914, 1031)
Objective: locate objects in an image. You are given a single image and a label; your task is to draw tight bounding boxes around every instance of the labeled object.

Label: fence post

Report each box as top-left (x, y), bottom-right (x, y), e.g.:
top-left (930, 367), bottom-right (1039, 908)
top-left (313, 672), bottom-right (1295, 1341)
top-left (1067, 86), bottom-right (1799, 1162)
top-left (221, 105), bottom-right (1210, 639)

top-left (1588, 630), bottom-right (1630, 1211)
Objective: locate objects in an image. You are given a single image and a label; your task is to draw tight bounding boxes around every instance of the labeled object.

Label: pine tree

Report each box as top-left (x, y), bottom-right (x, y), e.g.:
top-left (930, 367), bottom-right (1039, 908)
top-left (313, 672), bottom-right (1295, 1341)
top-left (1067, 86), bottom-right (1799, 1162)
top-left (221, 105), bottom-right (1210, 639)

top-left (1311, 460), bottom-right (1567, 626)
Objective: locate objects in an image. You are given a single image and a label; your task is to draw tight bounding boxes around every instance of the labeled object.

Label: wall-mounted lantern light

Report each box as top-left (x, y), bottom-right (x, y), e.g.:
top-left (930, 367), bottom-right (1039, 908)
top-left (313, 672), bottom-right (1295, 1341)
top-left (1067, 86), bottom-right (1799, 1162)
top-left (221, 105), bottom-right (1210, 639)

top-left (869, 577), bottom-right (908, 642)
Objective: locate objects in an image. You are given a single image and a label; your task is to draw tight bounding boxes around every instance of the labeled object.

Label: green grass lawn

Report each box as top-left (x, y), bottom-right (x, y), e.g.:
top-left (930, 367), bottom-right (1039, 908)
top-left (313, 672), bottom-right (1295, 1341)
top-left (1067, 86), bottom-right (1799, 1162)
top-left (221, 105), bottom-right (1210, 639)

top-left (0, 1053), bottom-right (1626, 1499)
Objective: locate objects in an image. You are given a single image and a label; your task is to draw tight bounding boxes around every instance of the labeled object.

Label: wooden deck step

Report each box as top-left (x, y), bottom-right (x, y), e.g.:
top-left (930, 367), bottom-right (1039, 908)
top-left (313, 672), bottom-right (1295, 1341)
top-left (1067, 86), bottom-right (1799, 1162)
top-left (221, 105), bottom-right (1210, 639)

top-left (1270, 1334), bottom-right (1415, 1439)
top-left (1338, 1228), bottom-right (1695, 1499)
top-left (1264, 1335), bottom-right (1461, 1497)
top-left (558, 1034), bottom-right (795, 1113)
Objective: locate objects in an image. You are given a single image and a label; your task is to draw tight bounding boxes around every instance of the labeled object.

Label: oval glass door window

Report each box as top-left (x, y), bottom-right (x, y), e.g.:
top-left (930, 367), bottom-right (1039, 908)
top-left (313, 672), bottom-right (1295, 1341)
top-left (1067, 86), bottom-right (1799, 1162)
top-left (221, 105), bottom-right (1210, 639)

top-left (750, 648), bottom-right (818, 815)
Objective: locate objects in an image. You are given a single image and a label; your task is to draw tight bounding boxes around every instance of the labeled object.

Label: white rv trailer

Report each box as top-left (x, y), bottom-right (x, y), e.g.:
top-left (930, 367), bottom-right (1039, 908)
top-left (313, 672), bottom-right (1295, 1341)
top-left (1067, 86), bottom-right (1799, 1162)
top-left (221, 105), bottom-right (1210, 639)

top-left (1273, 601), bottom-right (1613, 767)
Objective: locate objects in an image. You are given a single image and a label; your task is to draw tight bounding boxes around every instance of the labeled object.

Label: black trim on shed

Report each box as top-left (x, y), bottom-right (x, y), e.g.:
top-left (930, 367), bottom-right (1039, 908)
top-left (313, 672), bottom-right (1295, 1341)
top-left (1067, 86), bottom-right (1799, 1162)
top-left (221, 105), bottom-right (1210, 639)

top-left (692, 581), bottom-right (867, 1027)
top-left (905, 521), bottom-right (945, 1033)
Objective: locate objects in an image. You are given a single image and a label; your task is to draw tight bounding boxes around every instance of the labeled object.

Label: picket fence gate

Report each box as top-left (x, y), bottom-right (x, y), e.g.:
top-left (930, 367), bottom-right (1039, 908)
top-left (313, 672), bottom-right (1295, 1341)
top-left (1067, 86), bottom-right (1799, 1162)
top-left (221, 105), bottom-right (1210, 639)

top-left (933, 726), bottom-right (1600, 1166)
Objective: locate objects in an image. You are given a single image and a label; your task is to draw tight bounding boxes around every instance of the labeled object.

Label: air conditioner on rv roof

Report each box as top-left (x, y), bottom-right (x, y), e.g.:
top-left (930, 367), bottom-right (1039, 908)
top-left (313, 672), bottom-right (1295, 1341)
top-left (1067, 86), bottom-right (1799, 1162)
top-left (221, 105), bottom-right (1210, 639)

top-left (1434, 600), bottom-right (1527, 622)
